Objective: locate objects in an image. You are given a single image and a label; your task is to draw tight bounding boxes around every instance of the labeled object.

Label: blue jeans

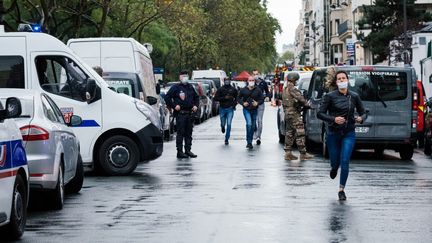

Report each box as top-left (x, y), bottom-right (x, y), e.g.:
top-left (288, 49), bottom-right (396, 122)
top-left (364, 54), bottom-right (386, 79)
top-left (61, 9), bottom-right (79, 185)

top-left (219, 107), bottom-right (234, 140)
top-left (243, 108), bottom-right (258, 144)
top-left (326, 130), bottom-right (356, 188)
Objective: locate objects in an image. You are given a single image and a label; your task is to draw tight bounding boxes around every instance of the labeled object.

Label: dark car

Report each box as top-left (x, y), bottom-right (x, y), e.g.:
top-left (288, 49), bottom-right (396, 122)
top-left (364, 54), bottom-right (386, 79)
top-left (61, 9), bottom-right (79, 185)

top-left (192, 79), bottom-right (219, 116)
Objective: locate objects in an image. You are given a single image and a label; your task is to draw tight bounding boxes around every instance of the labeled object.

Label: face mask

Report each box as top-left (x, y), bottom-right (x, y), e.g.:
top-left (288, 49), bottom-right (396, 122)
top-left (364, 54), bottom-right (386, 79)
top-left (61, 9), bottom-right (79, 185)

top-left (224, 80), bottom-right (231, 86)
top-left (337, 81), bottom-right (348, 89)
top-left (180, 76), bottom-right (188, 83)
top-left (248, 81), bottom-right (255, 87)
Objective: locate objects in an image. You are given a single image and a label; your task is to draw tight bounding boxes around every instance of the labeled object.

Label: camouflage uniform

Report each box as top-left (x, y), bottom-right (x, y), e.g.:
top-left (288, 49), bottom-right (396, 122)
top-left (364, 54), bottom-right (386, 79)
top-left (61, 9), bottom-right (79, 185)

top-left (282, 81), bottom-right (313, 160)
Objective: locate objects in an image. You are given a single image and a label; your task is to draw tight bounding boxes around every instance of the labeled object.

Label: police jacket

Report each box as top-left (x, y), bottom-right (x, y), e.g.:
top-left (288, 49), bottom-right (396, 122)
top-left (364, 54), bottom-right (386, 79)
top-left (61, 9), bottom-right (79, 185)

top-left (238, 86), bottom-right (264, 111)
top-left (317, 90), bottom-right (366, 132)
top-left (256, 79), bottom-right (271, 99)
top-left (164, 83), bottom-right (199, 111)
top-left (214, 84), bottom-right (238, 109)
top-left (282, 82), bottom-right (308, 115)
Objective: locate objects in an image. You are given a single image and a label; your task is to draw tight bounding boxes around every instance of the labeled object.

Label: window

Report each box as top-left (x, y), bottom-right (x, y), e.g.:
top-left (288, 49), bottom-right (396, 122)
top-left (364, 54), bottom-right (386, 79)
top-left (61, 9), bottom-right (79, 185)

top-left (419, 37), bottom-right (426, 45)
top-left (41, 94), bottom-right (60, 123)
top-left (36, 56), bottom-right (89, 102)
top-left (0, 56), bottom-right (24, 88)
top-left (42, 94), bottom-right (66, 124)
top-left (346, 71), bottom-right (408, 101)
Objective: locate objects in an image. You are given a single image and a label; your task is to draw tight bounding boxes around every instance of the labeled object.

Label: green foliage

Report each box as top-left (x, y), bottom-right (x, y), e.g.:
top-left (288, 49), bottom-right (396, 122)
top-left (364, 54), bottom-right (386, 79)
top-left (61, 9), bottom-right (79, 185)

top-left (277, 50), bottom-right (294, 64)
top-left (0, 0), bottom-right (280, 79)
top-left (358, 0), bottom-right (432, 63)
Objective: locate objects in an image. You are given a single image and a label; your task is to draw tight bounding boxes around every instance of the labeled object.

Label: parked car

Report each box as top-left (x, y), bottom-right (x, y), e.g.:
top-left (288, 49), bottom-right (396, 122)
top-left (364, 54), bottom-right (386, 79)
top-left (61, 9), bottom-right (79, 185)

top-left (0, 97), bottom-right (29, 240)
top-left (0, 89), bottom-right (84, 209)
top-left (189, 81), bottom-right (211, 123)
top-left (193, 79), bottom-right (219, 115)
top-left (304, 66), bottom-right (419, 160)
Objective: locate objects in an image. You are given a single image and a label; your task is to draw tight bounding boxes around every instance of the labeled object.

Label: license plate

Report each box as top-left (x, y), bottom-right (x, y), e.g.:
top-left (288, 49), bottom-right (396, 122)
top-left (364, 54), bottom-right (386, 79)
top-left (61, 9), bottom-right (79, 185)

top-left (355, 127), bottom-right (369, 133)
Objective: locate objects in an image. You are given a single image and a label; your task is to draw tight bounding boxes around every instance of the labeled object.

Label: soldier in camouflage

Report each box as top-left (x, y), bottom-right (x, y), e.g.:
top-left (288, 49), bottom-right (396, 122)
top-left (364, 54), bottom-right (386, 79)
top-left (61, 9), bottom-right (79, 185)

top-left (282, 72), bottom-right (314, 161)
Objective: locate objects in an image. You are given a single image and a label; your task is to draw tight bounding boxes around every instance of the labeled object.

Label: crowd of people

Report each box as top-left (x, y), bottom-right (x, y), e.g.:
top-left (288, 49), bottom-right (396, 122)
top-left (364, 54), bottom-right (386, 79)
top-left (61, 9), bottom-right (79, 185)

top-left (163, 69), bottom-right (366, 201)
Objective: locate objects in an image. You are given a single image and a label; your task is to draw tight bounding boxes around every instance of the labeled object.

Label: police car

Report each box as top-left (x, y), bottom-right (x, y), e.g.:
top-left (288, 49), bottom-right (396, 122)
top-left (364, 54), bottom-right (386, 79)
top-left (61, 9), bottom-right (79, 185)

top-left (0, 97), bottom-right (29, 240)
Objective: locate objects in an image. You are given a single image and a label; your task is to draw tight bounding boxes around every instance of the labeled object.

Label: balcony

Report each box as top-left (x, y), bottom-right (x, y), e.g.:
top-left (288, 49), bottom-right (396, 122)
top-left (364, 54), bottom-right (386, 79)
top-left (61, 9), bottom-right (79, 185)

top-left (338, 20), bottom-right (352, 40)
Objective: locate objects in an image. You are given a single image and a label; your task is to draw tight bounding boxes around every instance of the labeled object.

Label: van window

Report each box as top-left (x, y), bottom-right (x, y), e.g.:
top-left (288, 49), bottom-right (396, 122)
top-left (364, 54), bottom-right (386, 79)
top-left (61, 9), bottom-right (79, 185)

top-left (105, 79), bottom-right (134, 97)
top-left (347, 71), bottom-right (408, 101)
top-left (0, 56), bottom-right (24, 88)
top-left (36, 56), bottom-right (89, 102)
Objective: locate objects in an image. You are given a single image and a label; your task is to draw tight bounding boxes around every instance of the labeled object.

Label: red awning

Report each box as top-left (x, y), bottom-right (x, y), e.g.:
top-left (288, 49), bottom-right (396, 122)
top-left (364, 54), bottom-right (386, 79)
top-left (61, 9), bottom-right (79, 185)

top-left (233, 71), bottom-right (251, 81)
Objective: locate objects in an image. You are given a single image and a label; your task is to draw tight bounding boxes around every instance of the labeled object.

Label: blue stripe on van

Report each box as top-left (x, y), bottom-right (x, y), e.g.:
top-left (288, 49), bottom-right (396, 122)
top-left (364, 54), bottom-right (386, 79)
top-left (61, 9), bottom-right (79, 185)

top-left (76, 120), bottom-right (100, 127)
top-left (0, 140), bottom-right (27, 171)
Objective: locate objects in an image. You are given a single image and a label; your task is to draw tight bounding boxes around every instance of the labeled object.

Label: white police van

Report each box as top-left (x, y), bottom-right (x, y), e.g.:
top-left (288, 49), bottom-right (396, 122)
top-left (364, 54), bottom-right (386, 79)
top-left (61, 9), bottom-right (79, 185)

top-left (0, 28), bottom-right (163, 175)
top-left (0, 97), bottom-right (29, 240)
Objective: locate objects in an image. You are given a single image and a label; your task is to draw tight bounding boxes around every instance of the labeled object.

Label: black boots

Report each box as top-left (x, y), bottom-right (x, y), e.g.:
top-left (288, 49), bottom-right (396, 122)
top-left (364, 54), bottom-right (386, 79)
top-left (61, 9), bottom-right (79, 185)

top-left (177, 150), bottom-right (188, 159)
top-left (185, 150), bottom-right (197, 158)
top-left (177, 149), bottom-right (197, 158)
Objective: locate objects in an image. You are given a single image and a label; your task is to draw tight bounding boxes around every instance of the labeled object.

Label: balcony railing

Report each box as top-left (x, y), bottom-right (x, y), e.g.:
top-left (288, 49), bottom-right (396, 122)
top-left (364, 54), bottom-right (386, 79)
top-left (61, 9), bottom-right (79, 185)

top-left (338, 20), bottom-right (352, 36)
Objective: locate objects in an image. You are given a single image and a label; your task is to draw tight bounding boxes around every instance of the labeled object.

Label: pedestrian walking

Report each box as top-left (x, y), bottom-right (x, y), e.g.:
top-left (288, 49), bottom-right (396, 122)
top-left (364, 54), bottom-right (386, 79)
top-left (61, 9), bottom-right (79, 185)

top-left (317, 70), bottom-right (366, 200)
top-left (252, 69), bottom-right (271, 145)
top-left (164, 71), bottom-right (200, 159)
top-left (238, 76), bottom-right (264, 149)
top-left (214, 77), bottom-right (238, 145)
top-left (282, 72), bottom-right (314, 161)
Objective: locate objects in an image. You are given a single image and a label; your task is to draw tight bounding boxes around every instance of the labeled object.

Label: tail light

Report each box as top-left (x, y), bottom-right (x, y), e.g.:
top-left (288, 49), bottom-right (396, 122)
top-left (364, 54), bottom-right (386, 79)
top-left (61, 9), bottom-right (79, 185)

top-left (413, 87), bottom-right (418, 110)
top-left (20, 125), bottom-right (49, 141)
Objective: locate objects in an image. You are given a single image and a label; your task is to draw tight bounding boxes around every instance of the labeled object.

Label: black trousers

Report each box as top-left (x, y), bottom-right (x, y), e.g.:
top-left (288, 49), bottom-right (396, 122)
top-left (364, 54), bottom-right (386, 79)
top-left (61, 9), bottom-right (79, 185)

top-left (176, 113), bottom-right (194, 151)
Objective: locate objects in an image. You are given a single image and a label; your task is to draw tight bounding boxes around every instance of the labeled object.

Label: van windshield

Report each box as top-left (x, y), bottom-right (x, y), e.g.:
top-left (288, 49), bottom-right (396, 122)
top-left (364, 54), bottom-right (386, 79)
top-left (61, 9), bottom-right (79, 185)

top-left (347, 71), bottom-right (408, 101)
top-left (105, 79), bottom-right (135, 97)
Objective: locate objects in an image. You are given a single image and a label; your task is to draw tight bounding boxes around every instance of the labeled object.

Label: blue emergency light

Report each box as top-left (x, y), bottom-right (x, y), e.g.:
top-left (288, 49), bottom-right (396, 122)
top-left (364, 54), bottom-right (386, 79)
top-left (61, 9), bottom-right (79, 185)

top-left (17, 23), bottom-right (43, 32)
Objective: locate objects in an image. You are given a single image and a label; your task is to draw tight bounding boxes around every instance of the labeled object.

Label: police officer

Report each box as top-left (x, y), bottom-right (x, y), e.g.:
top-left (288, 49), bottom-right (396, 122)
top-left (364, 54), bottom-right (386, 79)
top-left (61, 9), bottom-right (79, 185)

top-left (164, 71), bottom-right (200, 159)
top-left (282, 72), bottom-right (314, 161)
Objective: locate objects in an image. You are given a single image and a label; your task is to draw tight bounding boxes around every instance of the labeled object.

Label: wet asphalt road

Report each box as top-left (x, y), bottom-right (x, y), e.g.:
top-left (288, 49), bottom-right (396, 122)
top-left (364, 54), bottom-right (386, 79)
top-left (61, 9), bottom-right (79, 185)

top-left (15, 103), bottom-right (432, 242)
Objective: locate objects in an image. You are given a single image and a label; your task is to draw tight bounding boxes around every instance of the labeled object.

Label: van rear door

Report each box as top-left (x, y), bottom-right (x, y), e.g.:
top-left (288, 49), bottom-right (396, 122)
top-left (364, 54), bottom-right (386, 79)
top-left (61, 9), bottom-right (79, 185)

top-left (348, 69), bottom-right (412, 139)
top-left (0, 36), bottom-right (27, 88)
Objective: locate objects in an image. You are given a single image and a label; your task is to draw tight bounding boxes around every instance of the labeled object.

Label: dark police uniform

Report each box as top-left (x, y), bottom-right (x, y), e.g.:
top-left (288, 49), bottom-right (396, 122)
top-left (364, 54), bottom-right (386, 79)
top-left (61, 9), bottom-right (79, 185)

top-left (164, 82), bottom-right (200, 156)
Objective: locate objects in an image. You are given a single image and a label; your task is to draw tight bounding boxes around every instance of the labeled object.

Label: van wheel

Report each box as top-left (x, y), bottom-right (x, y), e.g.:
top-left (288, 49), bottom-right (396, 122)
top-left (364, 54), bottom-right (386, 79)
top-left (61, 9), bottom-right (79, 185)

top-left (322, 131), bottom-right (329, 158)
top-left (66, 154), bottom-right (84, 194)
top-left (399, 146), bottom-right (414, 160)
top-left (4, 174), bottom-right (27, 240)
top-left (51, 163), bottom-right (64, 210)
top-left (98, 135), bottom-right (139, 176)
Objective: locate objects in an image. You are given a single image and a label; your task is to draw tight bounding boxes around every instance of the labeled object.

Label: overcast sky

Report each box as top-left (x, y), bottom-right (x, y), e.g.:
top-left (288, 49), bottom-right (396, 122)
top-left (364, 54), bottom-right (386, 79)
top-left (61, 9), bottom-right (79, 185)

top-left (266, 0), bottom-right (302, 53)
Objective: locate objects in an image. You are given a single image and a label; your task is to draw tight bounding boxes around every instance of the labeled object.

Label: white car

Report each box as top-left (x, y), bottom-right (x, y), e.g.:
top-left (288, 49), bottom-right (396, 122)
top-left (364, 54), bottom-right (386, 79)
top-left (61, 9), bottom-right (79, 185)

top-left (0, 97), bottom-right (29, 240)
top-left (0, 89), bottom-right (83, 210)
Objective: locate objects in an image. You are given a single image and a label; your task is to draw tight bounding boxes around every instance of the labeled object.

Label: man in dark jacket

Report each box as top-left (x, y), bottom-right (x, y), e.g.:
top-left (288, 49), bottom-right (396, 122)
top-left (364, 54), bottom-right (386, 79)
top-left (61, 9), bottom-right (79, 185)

top-left (164, 72), bottom-right (200, 158)
top-left (238, 76), bottom-right (264, 149)
top-left (214, 77), bottom-right (238, 145)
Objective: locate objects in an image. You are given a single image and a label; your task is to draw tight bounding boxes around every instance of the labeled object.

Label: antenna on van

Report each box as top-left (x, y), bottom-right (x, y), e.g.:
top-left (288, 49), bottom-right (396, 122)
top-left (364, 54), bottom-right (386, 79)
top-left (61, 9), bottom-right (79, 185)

top-left (143, 43), bottom-right (153, 54)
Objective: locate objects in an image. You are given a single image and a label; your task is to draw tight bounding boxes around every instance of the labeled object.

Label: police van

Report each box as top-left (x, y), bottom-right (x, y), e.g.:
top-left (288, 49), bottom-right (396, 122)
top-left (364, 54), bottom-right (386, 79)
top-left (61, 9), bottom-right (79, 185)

top-left (0, 97), bottom-right (29, 240)
top-left (0, 30), bottom-right (163, 175)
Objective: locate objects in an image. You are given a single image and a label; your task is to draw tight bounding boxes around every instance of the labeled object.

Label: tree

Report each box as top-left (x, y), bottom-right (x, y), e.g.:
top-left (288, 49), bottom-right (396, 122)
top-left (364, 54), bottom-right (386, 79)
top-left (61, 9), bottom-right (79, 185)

top-left (277, 50), bottom-right (294, 64)
top-left (358, 0), bottom-right (432, 63)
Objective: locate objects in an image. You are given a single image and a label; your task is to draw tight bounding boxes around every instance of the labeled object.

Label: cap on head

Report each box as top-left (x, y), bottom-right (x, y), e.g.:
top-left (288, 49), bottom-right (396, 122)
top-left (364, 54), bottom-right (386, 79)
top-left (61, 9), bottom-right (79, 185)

top-left (286, 72), bottom-right (300, 82)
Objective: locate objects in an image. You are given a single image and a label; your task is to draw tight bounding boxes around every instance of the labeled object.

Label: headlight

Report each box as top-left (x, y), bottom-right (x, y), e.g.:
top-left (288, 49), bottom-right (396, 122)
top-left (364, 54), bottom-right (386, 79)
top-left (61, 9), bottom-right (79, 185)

top-left (134, 100), bottom-right (162, 130)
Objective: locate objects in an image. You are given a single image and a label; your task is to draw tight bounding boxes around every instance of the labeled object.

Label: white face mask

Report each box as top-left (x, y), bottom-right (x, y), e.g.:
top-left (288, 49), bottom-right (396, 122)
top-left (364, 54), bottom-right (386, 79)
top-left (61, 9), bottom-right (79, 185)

top-left (337, 81), bottom-right (348, 89)
top-left (181, 76), bottom-right (188, 84)
top-left (224, 80), bottom-right (231, 86)
top-left (248, 81), bottom-right (255, 87)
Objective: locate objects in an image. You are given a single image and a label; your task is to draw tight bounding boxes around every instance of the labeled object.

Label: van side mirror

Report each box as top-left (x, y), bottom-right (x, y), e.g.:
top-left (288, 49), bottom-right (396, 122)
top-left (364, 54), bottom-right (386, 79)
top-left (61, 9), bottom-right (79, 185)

top-left (6, 97), bottom-right (22, 118)
top-left (68, 115), bottom-right (82, 127)
top-left (86, 79), bottom-right (97, 104)
top-left (147, 96), bottom-right (158, 106)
